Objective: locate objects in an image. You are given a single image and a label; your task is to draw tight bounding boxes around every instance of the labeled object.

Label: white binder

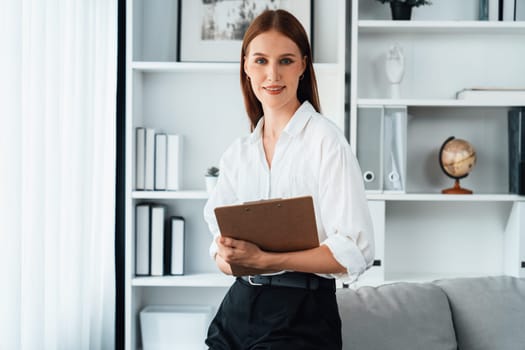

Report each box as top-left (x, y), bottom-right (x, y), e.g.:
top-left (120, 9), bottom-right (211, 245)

top-left (383, 106), bottom-right (407, 193)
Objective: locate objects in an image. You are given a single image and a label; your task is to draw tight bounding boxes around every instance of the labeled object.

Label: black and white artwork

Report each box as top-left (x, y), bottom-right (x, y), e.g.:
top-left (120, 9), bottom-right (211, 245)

top-left (180, 0), bottom-right (311, 62)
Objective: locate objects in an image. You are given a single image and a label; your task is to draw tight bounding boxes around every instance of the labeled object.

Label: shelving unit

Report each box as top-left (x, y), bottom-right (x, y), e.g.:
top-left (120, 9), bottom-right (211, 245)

top-left (124, 0), bottom-right (524, 347)
top-left (125, 1), bottom-right (348, 349)
top-left (351, 0), bottom-right (525, 286)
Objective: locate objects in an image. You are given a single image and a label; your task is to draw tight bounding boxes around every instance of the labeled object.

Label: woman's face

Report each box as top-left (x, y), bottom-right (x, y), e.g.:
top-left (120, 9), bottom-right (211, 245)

top-left (244, 30), bottom-right (306, 113)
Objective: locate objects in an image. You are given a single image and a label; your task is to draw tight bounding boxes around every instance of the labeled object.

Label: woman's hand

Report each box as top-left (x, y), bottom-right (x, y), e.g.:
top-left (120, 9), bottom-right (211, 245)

top-left (214, 235), bottom-right (347, 276)
top-left (216, 235), bottom-right (265, 270)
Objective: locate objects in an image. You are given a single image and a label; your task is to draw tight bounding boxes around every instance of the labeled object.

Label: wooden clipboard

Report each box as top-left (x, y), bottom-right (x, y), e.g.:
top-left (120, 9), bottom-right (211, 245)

top-left (214, 196), bottom-right (319, 276)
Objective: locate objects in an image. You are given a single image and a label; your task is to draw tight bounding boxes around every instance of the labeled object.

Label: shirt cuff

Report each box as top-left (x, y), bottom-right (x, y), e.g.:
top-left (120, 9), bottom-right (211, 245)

top-left (322, 233), bottom-right (369, 283)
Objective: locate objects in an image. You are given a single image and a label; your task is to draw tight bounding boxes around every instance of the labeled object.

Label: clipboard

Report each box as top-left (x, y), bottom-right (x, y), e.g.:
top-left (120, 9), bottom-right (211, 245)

top-left (214, 196), bottom-right (319, 276)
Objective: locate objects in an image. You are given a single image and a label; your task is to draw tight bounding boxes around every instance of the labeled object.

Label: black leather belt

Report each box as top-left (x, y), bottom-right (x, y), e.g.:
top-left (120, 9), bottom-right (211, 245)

top-left (239, 272), bottom-right (335, 291)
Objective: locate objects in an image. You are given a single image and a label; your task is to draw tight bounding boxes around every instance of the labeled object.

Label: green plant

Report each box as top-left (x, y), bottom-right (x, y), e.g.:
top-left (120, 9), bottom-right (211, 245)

top-left (376, 0), bottom-right (432, 7)
top-left (206, 166), bottom-right (219, 177)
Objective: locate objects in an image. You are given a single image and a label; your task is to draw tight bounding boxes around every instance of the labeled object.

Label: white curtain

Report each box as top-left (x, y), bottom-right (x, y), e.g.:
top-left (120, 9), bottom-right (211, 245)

top-left (0, 0), bottom-right (117, 349)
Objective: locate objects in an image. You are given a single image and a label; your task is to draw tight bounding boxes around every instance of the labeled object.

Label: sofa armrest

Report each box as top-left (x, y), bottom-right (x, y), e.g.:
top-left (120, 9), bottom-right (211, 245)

top-left (435, 276), bottom-right (525, 350)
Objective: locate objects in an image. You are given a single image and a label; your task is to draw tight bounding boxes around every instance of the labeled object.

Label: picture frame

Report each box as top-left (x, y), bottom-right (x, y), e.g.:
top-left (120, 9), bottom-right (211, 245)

top-left (178, 0), bottom-right (312, 63)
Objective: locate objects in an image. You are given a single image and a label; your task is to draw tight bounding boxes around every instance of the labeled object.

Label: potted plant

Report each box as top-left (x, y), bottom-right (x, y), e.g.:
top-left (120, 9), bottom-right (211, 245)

top-left (376, 0), bottom-right (432, 20)
top-left (205, 166), bottom-right (219, 193)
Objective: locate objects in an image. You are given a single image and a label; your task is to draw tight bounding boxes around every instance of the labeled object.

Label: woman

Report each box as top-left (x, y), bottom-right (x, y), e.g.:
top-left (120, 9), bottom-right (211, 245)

top-left (203, 9), bottom-right (374, 350)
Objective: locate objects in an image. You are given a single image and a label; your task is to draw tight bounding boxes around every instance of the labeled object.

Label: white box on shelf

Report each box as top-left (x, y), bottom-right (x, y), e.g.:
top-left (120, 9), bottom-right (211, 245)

top-left (140, 305), bottom-right (213, 350)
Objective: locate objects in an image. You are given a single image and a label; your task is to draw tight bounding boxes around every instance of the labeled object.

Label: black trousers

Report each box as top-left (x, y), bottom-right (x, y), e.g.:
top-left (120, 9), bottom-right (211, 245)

top-left (206, 277), bottom-right (342, 350)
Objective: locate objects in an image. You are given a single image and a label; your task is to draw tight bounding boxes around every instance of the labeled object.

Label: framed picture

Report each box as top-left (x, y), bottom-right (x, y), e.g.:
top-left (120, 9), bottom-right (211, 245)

top-left (178, 0), bottom-right (312, 62)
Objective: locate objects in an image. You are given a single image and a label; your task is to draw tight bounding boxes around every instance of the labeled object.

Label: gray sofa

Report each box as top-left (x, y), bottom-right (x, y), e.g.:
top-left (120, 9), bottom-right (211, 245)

top-left (336, 276), bottom-right (525, 350)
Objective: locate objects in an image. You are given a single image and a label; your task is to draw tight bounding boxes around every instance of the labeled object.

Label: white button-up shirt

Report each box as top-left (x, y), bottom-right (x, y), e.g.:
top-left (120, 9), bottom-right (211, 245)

top-left (204, 101), bottom-right (374, 283)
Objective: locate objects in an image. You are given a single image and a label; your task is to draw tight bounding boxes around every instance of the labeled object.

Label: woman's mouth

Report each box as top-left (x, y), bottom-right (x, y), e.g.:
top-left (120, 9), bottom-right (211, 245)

top-left (263, 85), bottom-right (285, 95)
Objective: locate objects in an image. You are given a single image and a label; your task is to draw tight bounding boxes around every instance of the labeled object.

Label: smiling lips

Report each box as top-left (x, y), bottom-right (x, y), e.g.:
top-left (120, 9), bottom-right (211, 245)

top-left (263, 85), bottom-right (285, 95)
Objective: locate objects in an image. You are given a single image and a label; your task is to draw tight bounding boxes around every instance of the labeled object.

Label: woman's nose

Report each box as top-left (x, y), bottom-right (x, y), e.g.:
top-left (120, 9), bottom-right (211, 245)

top-left (266, 62), bottom-right (280, 82)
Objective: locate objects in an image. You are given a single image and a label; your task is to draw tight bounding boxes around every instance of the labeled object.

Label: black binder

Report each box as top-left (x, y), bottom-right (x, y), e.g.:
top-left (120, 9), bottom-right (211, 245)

top-left (508, 107), bottom-right (525, 195)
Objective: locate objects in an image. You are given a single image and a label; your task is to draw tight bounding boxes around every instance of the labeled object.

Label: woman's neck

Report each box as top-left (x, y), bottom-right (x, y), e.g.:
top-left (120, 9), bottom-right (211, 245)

top-left (262, 100), bottom-right (301, 140)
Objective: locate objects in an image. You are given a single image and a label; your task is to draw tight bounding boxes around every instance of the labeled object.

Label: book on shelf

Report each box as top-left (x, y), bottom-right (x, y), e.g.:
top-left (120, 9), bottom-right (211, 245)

top-left (155, 134), bottom-right (167, 190)
top-left (503, 0), bottom-right (516, 20)
top-left (167, 134), bottom-right (183, 191)
top-left (150, 205), bottom-right (166, 276)
top-left (517, 0), bottom-right (525, 20)
top-left (489, 0), bottom-right (499, 20)
top-left (136, 127), bottom-right (183, 192)
top-left (135, 204), bottom-right (151, 276)
top-left (488, 0), bottom-right (525, 20)
top-left (145, 128), bottom-right (156, 190)
top-left (136, 128), bottom-right (146, 190)
top-left (167, 216), bottom-right (185, 275)
top-left (508, 107), bottom-right (525, 195)
top-left (456, 88), bottom-right (525, 103)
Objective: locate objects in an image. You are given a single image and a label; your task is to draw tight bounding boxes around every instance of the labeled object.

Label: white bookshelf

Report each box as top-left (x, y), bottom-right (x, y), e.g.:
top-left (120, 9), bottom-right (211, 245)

top-left (351, 0), bottom-right (525, 287)
top-left (125, 1), bottom-right (349, 349)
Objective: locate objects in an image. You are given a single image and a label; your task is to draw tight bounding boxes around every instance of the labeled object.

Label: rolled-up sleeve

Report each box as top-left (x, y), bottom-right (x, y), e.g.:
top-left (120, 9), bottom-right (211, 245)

top-left (318, 135), bottom-right (375, 283)
top-left (203, 148), bottom-right (238, 259)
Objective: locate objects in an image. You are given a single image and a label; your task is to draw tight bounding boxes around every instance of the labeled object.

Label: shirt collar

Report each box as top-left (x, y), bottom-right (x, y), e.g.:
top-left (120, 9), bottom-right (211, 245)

top-left (248, 101), bottom-right (315, 144)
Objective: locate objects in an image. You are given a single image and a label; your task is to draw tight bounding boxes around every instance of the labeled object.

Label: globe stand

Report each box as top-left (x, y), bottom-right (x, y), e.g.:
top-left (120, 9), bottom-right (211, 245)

top-left (442, 179), bottom-right (473, 194)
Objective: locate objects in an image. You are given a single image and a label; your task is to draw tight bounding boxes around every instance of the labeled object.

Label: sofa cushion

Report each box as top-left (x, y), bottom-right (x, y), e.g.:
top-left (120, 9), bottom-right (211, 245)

top-left (337, 282), bottom-right (457, 350)
top-left (435, 276), bottom-right (525, 350)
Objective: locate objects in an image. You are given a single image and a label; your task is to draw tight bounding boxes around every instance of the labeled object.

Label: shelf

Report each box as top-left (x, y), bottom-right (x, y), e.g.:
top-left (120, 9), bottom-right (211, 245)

top-left (132, 273), bottom-right (235, 287)
top-left (366, 193), bottom-right (524, 202)
top-left (132, 190), bottom-right (208, 200)
top-left (358, 20), bottom-right (525, 34)
top-left (130, 191), bottom-right (525, 202)
top-left (131, 61), bottom-right (341, 75)
top-left (357, 98), bottom-right (525, 107)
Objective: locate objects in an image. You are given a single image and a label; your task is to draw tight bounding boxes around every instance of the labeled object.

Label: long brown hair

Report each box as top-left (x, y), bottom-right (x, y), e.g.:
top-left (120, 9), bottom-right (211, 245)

top-left (240, 9), bottom-right (321, 131)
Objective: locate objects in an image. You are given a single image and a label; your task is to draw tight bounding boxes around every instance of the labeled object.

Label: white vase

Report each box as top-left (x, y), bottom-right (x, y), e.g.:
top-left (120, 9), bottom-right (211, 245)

top-left (205, 176), bottom-right (218, 194)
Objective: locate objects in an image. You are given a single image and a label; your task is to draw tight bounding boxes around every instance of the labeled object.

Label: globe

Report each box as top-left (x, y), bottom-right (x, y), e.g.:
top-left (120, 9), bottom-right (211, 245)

top-left (439, 136), bottom-right (476, 194)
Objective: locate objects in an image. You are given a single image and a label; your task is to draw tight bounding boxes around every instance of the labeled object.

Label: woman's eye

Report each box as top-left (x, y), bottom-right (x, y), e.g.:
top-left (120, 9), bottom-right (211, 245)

top-left (280, 58), bottom-right (293, 64)
top-left (255, 58), bottom-right (267, 64)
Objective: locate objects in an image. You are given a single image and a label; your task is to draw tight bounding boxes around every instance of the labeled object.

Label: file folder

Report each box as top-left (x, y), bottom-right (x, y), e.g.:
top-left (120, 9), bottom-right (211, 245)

top-left (383, 106), bottom-right (407, 193)
top-left (357, 106), bottom-right (384, 192)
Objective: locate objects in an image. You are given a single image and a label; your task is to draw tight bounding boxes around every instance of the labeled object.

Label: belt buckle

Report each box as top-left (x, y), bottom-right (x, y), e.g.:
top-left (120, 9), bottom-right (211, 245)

top-left (248, 275), bottom-right (263, 286)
